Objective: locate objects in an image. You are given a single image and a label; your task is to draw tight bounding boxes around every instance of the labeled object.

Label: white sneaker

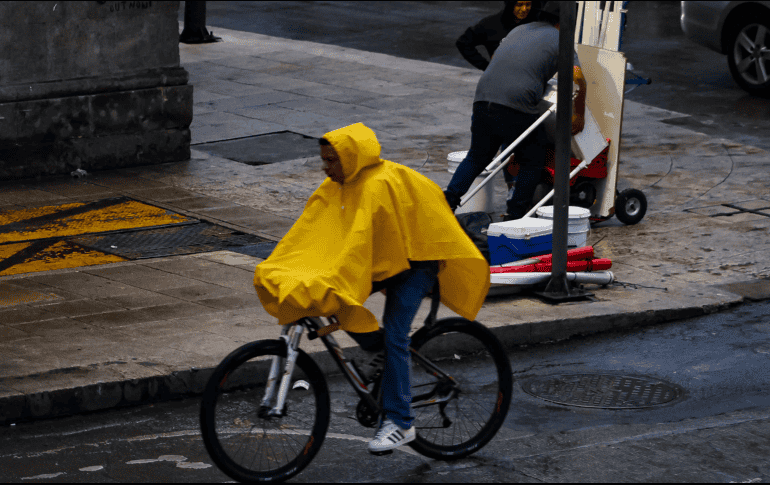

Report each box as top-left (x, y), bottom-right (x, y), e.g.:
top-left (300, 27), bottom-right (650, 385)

top-left (368, 419), bottom-right (415, 455)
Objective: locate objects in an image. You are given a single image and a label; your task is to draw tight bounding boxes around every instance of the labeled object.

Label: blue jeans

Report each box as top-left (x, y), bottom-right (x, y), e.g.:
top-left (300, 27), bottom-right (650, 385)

top-left (378, 262), bottom-right (438, 430)
top-left (446, 101), bottom-right (548, 219)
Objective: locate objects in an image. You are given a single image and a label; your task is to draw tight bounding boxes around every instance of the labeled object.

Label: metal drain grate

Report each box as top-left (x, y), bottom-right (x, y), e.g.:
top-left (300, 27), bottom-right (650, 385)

top-left (73, 222), bottom-right (270, 260)
top-left (194, 131), bottom-right (321, 165)
top-left (520, 373), bottom-right (684, 409)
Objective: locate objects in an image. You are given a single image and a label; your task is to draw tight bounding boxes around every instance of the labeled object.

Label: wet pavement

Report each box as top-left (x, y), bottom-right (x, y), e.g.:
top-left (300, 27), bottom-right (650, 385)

top-left (2, 301), bottom-right (769, 482)
top-left (0, 12), bottom-right (769, 426)
top-left (622, 1), bottom-right (770, 154)
top-left (188, 1), bottom-right (770, 153)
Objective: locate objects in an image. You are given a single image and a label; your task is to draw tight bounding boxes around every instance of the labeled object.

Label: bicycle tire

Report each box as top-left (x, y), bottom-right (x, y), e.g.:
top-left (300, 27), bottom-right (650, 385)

top-left (200, 340), bottom-right (330, 482)
top-left (408, 317), bottom-right (512, 460)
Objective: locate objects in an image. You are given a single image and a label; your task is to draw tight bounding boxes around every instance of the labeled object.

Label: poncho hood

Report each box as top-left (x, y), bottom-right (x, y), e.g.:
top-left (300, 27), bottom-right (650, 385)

top-left (254, 123), bottom-right (490, 333)
top-left (324, 123), bottom-right (383, 184)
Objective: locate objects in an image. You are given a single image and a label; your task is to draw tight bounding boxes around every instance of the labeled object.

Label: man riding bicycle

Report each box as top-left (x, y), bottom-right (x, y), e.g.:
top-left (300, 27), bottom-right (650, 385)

top-left (253, 123), bottom-right (490, 454)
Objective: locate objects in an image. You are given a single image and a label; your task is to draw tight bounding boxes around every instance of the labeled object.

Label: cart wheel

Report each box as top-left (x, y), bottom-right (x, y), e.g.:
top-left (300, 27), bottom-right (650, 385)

top-left (615, 189), bottom-right (647, 225)
top-left (570, 181), bottom-right (596, 208)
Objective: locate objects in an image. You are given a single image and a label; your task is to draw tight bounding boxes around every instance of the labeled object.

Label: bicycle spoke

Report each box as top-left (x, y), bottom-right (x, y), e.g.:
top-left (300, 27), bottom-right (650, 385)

top-left (407, 319), bottom-right (512, 459)
top-left (249, 427), bottom-right (266, 473)
top-left (230, 423), bottom-right (251, 460)
top-left (455, 403), bottom-right (484, 435)
top-left (460, 394), bottom-right (495, 421)
top-left (216, 394), bottom-right (316, 470)
top-left (201, 341), bottom-right (330, 482)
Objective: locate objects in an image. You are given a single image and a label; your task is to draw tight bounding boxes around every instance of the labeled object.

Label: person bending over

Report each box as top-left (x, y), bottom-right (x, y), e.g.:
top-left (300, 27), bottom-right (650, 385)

top-left (444, 1), bottom-right (586, 221)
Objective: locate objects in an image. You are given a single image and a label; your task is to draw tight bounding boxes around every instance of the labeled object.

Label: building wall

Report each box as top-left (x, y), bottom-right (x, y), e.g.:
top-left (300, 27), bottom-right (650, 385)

top-left (0, 1), bottom-right (192, 180)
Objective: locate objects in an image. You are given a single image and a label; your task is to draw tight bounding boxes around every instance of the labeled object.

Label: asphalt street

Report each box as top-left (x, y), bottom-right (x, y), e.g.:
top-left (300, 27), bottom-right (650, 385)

top-left (2, 301), bottom-right (768, 482)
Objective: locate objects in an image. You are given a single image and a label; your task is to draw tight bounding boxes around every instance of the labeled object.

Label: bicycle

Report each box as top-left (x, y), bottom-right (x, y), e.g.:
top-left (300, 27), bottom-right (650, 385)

top-left (200, 285), bottom-right (513, 482)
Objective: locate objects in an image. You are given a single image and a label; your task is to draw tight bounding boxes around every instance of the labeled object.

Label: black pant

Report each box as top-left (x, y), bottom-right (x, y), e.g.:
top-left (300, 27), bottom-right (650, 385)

top-left (446, 101), bottom-right (548, 218)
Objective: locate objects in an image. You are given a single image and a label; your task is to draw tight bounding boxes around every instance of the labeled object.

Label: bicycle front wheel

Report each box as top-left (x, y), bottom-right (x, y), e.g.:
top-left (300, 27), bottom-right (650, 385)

top-left (408, 318), bottom-right (513, 460)
top-left (200, 340), bottom-right (330, 482)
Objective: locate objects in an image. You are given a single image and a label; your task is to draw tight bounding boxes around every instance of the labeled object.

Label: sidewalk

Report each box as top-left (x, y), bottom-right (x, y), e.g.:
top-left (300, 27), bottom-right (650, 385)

top-left (1, 25), bottom-right (769, 424)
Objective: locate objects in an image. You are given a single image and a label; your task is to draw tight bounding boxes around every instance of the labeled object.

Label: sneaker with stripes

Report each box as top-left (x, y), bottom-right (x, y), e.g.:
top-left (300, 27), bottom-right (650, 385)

top-left (367, 419), bottom-right (415, 455)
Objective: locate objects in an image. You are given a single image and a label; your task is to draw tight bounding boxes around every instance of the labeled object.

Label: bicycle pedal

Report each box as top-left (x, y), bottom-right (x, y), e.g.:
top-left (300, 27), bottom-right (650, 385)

top-left (368, 449), bottom-right (393, 457)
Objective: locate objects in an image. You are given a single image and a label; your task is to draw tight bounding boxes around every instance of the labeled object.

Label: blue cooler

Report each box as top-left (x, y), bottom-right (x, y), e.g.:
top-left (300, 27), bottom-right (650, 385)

top-left (487, 217), bottom-right (553, 265)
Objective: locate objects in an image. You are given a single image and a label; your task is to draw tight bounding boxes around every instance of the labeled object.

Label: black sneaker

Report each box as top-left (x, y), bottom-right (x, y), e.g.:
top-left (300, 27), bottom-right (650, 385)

top-left (443, 190), bottom-right (460, 211)
top-left (360, 350), bottom-right (385, 383)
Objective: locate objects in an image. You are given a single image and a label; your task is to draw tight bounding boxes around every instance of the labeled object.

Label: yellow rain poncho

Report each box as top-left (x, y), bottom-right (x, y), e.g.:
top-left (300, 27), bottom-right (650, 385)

top-left (254, 123), bottom-right (490, 333)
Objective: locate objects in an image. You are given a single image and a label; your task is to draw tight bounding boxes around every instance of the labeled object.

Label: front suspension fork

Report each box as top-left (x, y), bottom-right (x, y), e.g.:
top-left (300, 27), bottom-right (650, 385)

top-left (260, 323), bottom-right (304, 417)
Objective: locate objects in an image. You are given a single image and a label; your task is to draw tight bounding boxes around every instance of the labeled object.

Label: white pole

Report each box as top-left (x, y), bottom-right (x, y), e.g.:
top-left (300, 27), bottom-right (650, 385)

top-left (523, 158), bottom-right (591, 218)
top-left (490, 270), bottom-right (614, 286)
top-left (459, 105), bottom-right (557, 207)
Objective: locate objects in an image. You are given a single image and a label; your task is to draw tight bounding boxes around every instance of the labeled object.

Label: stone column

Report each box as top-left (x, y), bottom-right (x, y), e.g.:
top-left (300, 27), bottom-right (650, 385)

top-left (0, 1), bottom-right (193, 180)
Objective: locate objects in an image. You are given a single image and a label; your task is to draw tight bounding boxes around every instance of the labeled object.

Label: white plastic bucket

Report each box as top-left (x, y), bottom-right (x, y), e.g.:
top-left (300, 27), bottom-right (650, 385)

top-left (535, 206), bottom-right (591, 248)
top-left (448, 151), bottom-right (494, 214)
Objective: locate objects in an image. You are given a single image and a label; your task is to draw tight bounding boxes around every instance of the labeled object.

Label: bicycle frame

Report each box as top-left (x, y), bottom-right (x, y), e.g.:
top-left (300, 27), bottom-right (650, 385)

top-left (259, 316), bottom-right (461, 420)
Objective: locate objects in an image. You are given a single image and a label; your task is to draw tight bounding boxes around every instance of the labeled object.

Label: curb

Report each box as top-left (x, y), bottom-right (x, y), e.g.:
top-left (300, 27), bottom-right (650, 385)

top-left (0, 295), bottom-right (743, 426)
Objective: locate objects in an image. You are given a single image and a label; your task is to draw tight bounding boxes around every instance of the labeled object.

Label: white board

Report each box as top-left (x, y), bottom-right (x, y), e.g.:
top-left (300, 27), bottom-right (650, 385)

top-left (576, 1), bottom-right (625, 52)
top-left (582, 1), bottom-right (602, 46)
top-left (575, 1), bottom-right (585, 45)
top-left (575, 44), bottom-right (627, 219)
top-left (602, 2), bottom-right (625, 51)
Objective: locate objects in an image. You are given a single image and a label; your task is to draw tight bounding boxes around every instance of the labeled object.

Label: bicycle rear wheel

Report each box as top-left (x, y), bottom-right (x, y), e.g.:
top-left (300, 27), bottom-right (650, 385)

top-left (200, 340), bottom-right (330, 482)
top-left (408, 317), bottom-right (512, 460)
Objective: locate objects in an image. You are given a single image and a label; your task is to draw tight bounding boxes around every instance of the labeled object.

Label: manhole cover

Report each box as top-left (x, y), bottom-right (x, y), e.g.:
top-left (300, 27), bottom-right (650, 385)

top-left (520, 373), bottom-right (684, 409)
top-left (194, 131), bottom-right (320, 165)
top-left (73, 222), bottom-right (270, 259)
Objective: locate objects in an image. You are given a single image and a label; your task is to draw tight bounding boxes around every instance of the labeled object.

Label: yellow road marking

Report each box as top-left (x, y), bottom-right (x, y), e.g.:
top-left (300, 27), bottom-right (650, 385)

top-left (0, 200), bottom-right (192, 244)
top-left (0, 198), bottom-right (189, 276)
top-left (0, 241), bottom-right (30, 259)
top-left (0, 240), bottom-right (126, 276)
top-left (0, 202), bottom-right (84, 226)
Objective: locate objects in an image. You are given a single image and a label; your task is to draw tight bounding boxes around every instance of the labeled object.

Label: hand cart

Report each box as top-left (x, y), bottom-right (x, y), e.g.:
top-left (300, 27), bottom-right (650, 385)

top-left (458, 1), bottom-right (648, 225)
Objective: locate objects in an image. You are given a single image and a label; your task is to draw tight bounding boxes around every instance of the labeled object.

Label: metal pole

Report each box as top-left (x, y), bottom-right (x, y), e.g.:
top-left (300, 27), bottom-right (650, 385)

top-left (179, 1), bottom-right (220, 44)
top-left (540, 1), bottom-right (583, 301)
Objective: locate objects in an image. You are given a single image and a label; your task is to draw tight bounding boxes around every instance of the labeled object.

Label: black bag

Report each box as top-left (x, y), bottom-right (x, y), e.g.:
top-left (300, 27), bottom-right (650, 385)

top-left (455, 211), bottom-right (492, 264)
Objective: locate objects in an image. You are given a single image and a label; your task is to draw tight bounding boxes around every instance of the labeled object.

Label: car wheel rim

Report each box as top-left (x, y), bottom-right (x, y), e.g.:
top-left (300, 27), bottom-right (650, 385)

top-left (734, 24), bottom-right (770, 85)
